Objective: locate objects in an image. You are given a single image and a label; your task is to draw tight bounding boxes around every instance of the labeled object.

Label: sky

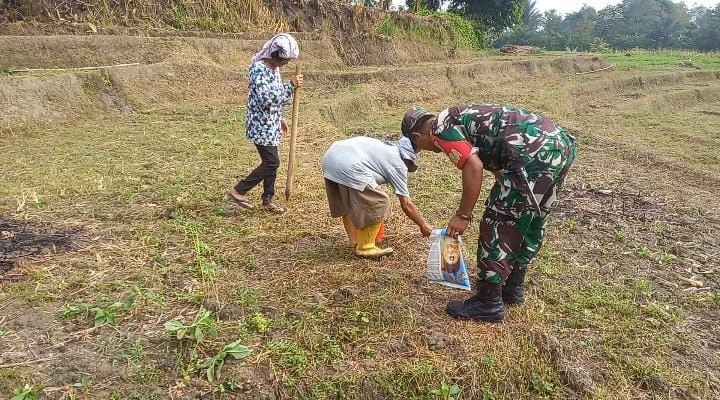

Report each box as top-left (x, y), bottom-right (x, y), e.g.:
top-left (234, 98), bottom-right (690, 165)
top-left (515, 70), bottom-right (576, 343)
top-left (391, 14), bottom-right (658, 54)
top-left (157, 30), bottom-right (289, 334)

top-left (391, 0), bottom-right (719, 15)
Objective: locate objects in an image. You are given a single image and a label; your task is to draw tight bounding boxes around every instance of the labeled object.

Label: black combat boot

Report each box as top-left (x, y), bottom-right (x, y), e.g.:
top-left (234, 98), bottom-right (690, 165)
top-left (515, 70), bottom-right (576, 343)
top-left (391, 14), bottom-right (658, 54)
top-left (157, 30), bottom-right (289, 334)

top-left (502, 265), bottom-right (527, 305)
top-left (445, 281), bottom-right (505, 322)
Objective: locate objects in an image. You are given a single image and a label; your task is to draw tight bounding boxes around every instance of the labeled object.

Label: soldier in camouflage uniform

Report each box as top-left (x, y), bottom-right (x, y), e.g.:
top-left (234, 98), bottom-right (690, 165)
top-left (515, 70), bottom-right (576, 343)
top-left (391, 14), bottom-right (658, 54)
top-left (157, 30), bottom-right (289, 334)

top-left (401, 104), bottom-right (576, 322)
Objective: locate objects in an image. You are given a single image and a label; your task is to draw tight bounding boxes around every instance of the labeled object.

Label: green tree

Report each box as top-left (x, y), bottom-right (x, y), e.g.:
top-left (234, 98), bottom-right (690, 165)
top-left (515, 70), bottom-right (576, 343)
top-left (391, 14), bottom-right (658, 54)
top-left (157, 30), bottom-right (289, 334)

top-left (495, 0), bottom-right (720, 51)
top-left (647, 0), bottom-right (690, 48)
top-left (691, 4), bottom-right (720, 50)
top-left (595, 0), bottom-right (693, 49)
top-left (539, 9), bottom-right (566, 50)
top-left (447, 0), bottom-right (525, 32)
top-left (688, 5), bottom-right (709, 23)
top-left (561, 6), bottom-right (597, 50)
top-left (595, 4), bottom-right (625, 45)
top-left (492, 1), bottom-right (542, 48)
top-left (406, 0), bottom-right (443, 12)
top-left (490, 1), bottom-right (544, 47)
top-left (522, 0), bottom-right (541, 30)
top-left (492, 25), bottom-right (539, 47)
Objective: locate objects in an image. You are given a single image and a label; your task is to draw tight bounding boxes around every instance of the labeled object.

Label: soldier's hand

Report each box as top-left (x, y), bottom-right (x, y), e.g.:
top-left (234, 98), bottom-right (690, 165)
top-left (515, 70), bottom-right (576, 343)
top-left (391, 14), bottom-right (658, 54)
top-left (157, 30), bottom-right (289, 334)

top-left (446, 215), bottom-right (469, 239)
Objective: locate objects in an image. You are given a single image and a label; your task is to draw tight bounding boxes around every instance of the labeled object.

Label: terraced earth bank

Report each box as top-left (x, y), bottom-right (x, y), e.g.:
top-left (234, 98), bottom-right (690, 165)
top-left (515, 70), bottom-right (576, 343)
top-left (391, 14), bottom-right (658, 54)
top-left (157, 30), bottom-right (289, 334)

top-left (1, 16), bottom-right (719, 400)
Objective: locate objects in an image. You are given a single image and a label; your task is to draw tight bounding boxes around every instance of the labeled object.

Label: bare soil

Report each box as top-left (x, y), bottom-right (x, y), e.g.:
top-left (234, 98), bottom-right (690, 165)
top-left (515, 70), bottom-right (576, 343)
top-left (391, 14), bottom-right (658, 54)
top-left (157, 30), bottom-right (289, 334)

top-left (0, 216), bottom-right (82, 274)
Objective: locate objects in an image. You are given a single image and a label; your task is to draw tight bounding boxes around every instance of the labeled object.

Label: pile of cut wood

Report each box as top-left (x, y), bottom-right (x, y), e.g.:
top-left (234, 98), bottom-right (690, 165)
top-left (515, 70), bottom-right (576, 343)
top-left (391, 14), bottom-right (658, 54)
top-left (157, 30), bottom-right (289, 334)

top-left (499, 45), bottom-right (538, 55)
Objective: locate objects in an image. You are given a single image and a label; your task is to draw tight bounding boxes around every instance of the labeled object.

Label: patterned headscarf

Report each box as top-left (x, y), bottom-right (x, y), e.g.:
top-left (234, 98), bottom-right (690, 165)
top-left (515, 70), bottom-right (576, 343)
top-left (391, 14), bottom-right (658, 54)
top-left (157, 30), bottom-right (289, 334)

top-left (252, 33), bottom-right (300, 64)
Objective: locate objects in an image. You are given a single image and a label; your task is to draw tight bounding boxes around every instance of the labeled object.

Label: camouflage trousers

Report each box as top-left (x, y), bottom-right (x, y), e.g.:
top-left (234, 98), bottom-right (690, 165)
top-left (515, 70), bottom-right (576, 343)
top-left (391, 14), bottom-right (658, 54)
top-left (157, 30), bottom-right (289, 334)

top-left (477, 128), bottom-right (577, 285)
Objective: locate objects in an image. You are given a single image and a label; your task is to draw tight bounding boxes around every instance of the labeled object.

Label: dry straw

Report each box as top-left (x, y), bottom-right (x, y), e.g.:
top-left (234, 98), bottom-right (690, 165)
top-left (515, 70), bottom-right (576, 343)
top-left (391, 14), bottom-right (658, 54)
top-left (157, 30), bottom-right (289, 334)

top-left (10, 0), bottom-right (288, 32)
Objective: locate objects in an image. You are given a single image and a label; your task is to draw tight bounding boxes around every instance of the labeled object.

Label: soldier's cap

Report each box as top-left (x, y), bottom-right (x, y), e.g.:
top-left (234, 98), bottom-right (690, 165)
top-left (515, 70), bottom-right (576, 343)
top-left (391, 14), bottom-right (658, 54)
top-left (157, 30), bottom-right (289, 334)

top-left (401, 106), bottom-right (434, 148)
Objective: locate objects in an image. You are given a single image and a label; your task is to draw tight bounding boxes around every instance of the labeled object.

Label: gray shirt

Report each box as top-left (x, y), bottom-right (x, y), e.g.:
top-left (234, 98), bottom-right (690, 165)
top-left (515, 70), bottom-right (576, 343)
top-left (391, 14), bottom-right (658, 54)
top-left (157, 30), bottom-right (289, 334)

top-left (321, 136), bottom-right (410, 197)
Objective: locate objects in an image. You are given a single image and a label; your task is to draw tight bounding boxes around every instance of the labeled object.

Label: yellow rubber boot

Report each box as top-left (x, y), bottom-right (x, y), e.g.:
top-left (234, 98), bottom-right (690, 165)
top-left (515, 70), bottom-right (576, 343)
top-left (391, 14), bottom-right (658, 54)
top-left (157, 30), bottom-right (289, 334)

top-left (342, 216), bottom-right (358, 246)
top-left (355, 222), bottom-right (394, 259)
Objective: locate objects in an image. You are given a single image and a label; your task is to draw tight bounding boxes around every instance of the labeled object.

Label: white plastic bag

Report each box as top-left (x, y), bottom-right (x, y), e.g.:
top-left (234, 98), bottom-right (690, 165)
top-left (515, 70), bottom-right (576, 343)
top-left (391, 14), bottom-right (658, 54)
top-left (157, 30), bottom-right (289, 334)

top-left (427, 228), bottom-right (471, 291)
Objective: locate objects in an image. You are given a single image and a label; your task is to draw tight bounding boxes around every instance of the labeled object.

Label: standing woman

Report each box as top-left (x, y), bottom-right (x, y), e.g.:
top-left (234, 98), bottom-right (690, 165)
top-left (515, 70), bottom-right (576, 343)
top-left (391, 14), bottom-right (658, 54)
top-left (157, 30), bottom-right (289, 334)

top-left (229, 33), bottom-right (303, 213)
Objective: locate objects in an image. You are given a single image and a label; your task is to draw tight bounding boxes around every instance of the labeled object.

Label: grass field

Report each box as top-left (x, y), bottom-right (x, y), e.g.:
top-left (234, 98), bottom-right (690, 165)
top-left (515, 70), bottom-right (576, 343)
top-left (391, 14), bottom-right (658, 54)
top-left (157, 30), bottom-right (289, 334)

top-left (533, 49), bottom-right (720, 71)
top-left (602, 50), bottom-right (720, 70)
top-left (1, 41), bottom-right (719, 400)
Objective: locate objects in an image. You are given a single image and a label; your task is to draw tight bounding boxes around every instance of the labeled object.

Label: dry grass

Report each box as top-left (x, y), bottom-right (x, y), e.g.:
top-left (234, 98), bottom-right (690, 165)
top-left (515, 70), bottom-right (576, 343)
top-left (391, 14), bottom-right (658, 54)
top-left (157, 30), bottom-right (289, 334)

top-left (1, 41), bottom-right (719, 399)
top-left (1, 0), bottom-right (480, 70)
top-left (3, 0), bottom-right (287, 32)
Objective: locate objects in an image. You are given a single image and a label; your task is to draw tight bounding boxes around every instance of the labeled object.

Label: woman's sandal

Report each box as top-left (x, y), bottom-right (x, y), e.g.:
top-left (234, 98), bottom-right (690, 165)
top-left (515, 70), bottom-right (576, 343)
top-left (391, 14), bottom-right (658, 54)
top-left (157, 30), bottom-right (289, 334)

top-left (261, 203), bottom-right (285, 214)
top-left (228, 193), bottom-right (255, 210)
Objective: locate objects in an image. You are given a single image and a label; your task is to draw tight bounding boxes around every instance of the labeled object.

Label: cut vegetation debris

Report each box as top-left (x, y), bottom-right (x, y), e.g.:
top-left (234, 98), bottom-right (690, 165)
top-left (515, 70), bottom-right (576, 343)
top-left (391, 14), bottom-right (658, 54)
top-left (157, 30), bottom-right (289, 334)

top-left (500, 44), bottom-right (540, 55)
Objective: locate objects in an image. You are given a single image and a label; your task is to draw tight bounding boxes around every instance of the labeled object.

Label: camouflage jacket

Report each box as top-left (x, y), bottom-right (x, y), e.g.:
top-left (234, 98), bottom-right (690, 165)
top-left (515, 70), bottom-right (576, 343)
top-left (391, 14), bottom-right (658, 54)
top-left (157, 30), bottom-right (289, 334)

top-left (430, 104), bottom-right (575, 213)
top-left (432, 104), bottom-right (564, 170)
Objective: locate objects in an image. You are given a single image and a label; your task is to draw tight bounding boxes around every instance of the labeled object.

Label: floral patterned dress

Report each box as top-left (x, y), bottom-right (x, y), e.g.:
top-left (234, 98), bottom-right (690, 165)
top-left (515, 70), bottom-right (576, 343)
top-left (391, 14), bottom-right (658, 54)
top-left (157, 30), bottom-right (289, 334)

top-left (245, 60), bottom-right (295, 147)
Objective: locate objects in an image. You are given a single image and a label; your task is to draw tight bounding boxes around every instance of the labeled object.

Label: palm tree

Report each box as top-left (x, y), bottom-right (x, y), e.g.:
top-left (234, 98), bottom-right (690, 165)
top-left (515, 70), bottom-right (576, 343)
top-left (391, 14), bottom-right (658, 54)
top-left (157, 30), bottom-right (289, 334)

top-left (523, 0), bottom-right (541, 30)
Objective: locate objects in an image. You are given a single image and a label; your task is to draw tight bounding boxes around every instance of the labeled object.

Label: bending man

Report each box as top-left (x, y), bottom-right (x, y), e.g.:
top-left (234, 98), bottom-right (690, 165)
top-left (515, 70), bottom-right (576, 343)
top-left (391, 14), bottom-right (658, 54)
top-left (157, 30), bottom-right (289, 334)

top-left (321, 136), bottom-right (433, 258)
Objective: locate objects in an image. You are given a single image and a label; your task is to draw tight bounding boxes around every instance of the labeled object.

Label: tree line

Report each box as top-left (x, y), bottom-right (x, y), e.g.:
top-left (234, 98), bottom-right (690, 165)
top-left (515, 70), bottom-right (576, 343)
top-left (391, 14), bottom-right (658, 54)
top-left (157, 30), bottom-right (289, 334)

top-left (397, 0), bottom-right (720, 51)
top-left (495, 0), bottom-right (720, 51)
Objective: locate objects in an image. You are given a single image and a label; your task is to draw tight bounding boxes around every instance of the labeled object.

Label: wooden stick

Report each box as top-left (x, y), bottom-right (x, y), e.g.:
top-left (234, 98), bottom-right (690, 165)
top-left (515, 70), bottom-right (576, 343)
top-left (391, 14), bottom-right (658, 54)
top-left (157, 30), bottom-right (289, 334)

top-left (285, 65), bottom-right (301, 202)
top-left (10, 63), bottom-right (140, 73)
top-left (0, 358), bottom-right (53, 369)
top-left (679, 277), bottom-right (704, 288)
top-left (576, 64), bottom-right (614, 75)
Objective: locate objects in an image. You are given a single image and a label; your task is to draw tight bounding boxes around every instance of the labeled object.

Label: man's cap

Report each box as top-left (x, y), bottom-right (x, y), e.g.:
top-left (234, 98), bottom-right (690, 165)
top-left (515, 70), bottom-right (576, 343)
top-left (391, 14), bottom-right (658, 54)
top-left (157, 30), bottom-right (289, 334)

top-left (401, 106), bottom-right (434, 141)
